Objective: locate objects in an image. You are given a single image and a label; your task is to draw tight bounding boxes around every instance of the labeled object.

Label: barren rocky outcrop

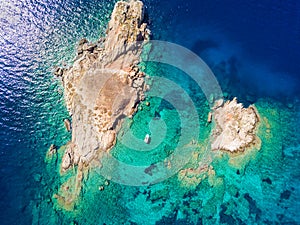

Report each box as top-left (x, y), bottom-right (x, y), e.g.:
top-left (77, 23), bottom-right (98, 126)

top-left (56, 0), bottom-right (150, 172)
top-left (211, 98), bottom-right (260, 152)
top-left (50, 0), bottom-right (262, 210)
top-left (52, 0), bottom-right (150, 209)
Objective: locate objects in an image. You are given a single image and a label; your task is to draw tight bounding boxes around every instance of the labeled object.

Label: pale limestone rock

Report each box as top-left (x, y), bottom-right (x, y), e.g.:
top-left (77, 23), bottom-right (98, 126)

top-left (64, 119), bottom-right (71, 131)
top-left (213, 99), bottom-right (224, 109)
top-left (211, 98), bottom-right (260, 152)
top-left (51, 0), bottom-right (150, 211)
top-left (61, 143), bottom-right (75, 172)
top-left (104, 0), bottom-right (148, 61)
top-left (57, 0), bottom-right (150, 170)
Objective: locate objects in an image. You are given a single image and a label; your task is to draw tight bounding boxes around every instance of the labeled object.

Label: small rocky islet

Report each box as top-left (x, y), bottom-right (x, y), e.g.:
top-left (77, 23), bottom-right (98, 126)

top-left (48, 0), bottom-right (261, 217)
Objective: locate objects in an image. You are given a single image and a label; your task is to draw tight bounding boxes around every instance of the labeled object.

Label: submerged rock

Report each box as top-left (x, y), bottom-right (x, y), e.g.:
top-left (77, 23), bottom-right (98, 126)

top-left (211, 98), bottom-right (260, 152)
top-left (47, 144), bottom-right (56, 156)
top-left (45, 144), bottom-right (57, 163)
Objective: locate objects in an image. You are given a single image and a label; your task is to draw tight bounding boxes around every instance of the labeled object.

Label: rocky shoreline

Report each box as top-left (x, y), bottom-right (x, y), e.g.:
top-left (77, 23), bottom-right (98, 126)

top-left (51, 0), bottom-right (150, 209)
top-left (211, 98), bottom-right (261, 153)
top-left (56, 0), bottom-right (150, 171)
top-left (49, 0), bottom-right (261, 210)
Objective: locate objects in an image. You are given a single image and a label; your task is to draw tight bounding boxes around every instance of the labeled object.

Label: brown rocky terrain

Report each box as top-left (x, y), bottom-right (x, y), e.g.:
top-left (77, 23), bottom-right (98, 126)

top-left (56, 0), bottom-right (150, 172)
top-left (52, 0), bottom-right (150, 209)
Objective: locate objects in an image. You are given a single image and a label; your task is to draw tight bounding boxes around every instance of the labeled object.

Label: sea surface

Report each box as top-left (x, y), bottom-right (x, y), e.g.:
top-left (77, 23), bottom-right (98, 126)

top-left (0, 0), bottom-right (299, 224)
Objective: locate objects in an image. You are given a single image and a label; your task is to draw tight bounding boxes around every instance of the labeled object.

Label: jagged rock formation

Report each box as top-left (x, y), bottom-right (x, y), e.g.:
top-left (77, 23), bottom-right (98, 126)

top-left (52, 0), bottom-right (150, 209)
top-left (57, 0), bottom-right (150, 172)
top-left (50, 0), bottom-right (262, 211)
top-left (211, 98), bottom-right (260, 152)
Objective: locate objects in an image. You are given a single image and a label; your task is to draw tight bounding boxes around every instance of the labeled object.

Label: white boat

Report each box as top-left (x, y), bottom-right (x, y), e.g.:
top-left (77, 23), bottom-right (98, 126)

top-left (144, 134), bottom-right (151, 144)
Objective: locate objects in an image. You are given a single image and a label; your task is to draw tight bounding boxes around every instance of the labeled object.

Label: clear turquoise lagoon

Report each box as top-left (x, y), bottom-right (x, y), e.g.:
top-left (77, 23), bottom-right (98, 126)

top-left (0, 0), bottom-right (299, 224)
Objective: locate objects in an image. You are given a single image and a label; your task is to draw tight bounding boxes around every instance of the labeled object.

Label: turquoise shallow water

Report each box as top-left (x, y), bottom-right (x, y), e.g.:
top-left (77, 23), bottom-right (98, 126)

top-left (0, 0), bottom-right (300, 224)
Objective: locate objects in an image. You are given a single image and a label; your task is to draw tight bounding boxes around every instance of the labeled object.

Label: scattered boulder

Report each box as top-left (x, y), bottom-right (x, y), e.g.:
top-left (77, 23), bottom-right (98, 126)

top-left (214, 99), bottom-right (224, 109)
top-left (78, 38), bottom-right (88, 45)
top-left (48, 144), bottom-right (57, 156)
top-left (33, 173), bottom-right (42, 182)
top-left (64, 119), bottom-right (71, 132)
top-left (54, 67), bottom-right (64, 77)
top-left (77, 38), bottom-right (88, 55)
top-left (61, 152), bottom-right (72, 171)
top-left (280, 190), bottom-right (291, 200)
top-left (61, 143), bottom-right (75, 173)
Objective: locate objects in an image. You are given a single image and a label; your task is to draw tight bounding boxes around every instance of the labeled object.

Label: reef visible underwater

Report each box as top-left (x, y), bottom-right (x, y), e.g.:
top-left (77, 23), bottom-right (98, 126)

top-left (0, 0), bottom-right (299, 225)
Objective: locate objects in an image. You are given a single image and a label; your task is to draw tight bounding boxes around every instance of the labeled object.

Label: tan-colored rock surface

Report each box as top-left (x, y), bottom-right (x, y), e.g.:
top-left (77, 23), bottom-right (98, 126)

top-left (211, 98), bottom-right (260, 152)
top-left (52, 0), bottom-right (150, 210)
top-left (58, 0), bottom-right (150, 170)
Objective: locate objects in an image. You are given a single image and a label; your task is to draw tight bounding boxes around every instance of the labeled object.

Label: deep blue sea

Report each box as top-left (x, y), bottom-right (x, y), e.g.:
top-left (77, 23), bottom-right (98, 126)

top-left (0, 0), bottom-right (299, 224)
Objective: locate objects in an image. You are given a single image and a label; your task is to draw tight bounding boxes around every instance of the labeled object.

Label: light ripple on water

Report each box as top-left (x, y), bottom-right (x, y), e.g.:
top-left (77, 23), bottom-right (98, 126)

top-left (0, 1), bottom-right (115, 222)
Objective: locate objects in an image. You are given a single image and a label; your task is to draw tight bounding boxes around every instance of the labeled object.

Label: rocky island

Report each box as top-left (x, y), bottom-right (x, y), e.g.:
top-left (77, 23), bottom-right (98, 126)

top-left (52, 0), bottom-right (150, 209)
top-left (49, 0), bottom-right (262, 210)
top-left (211, 98), bottom-right (261, 152)
top-left (57, 0), bottom-right (150, 171)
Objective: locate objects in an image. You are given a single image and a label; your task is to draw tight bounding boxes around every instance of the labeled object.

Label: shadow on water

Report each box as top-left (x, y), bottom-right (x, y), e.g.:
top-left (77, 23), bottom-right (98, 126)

top-left (191, 39), bottom-right (219, 55)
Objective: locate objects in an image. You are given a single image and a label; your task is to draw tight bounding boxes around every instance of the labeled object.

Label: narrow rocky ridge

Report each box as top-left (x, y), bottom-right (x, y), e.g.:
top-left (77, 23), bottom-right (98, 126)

top-left (54, 0), bottom-right (150, 173)
top-left (51, 0), bottom-right (150, 209)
